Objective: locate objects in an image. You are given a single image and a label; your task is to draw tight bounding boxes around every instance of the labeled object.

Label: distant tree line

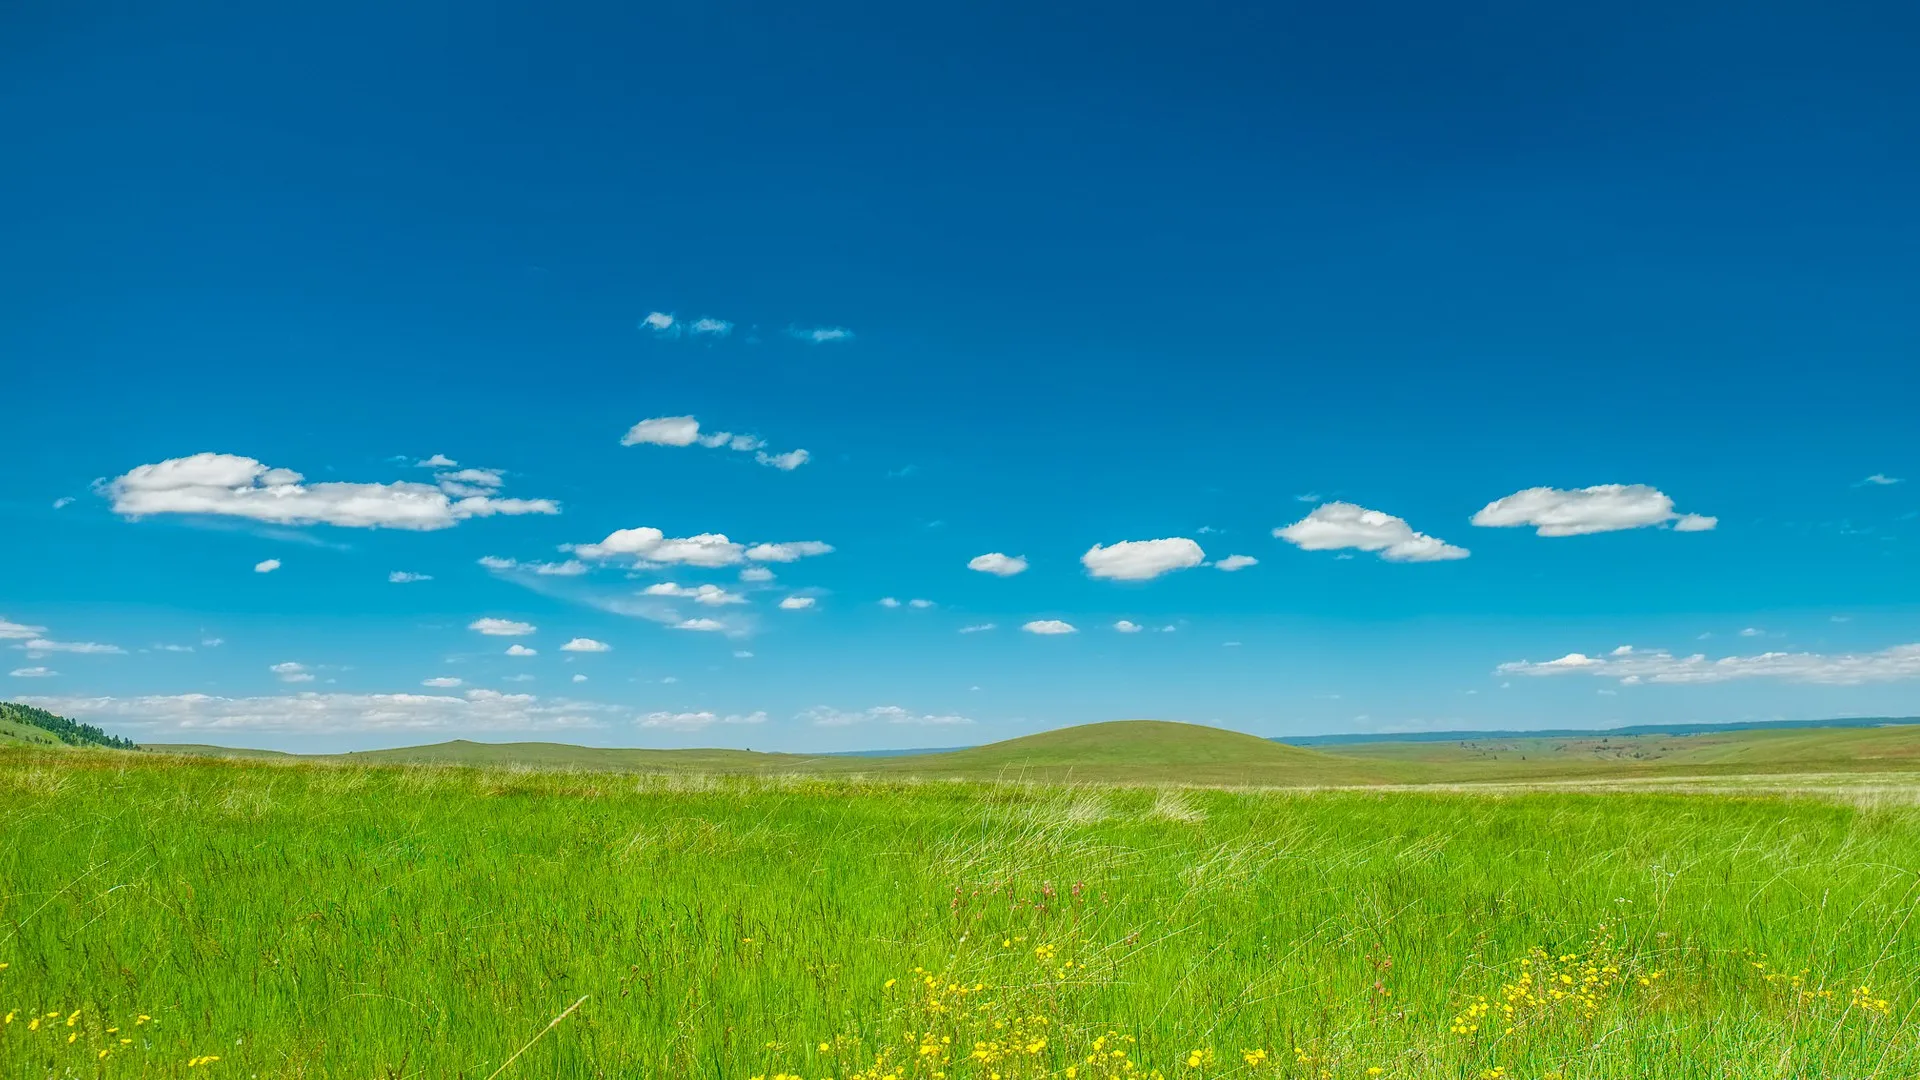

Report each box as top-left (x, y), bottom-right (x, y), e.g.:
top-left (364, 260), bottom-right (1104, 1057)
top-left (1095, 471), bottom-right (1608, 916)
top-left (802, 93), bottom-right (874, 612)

top-left (0, 701), bottom-right (136, 749)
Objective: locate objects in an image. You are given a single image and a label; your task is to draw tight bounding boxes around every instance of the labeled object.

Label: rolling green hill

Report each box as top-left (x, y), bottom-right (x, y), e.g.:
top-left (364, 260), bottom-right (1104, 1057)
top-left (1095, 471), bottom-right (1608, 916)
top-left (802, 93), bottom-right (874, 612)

top-left (0, 701), bottom-right (136, 749)
top-left (94, 718), bottom-right (1920, 788)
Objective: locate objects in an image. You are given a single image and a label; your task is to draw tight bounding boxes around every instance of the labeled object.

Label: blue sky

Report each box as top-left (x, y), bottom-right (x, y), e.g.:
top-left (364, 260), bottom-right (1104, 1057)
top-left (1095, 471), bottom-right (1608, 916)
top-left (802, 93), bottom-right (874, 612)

top-left (3, 1), bottom-right (1917, 751)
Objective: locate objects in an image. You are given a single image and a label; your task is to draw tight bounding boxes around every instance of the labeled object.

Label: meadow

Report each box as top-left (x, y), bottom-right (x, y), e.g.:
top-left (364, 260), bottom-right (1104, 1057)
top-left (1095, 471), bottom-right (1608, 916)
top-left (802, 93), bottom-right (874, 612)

top-left (2, 748), bottom-right (1918, 1078)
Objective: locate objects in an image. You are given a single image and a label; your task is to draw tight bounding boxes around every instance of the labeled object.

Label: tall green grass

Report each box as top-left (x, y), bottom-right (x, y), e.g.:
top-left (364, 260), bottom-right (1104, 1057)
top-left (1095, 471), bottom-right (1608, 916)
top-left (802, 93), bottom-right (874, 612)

top-left (2, 752), bottom-right (1916, 1077)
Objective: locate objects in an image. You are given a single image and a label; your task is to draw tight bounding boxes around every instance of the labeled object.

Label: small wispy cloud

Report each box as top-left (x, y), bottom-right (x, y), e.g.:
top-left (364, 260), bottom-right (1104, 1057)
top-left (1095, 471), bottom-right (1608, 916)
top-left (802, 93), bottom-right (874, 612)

top-left (788, 326), bottom-right (854, 344)
top-left (254, 558), bottom-right (282, 574)
top-left (1860, 473), bottom-right (1903, 486)
top-left (388, 571), bottom-right (432, 583)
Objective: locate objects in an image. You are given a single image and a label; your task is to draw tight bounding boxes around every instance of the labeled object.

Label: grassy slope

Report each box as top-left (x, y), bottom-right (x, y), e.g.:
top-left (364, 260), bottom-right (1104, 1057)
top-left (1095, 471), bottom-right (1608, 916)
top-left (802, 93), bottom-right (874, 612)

top-left (139, 719), bottom-right (1920, 786)
top-left (0, 715), bottom-right (64, 748)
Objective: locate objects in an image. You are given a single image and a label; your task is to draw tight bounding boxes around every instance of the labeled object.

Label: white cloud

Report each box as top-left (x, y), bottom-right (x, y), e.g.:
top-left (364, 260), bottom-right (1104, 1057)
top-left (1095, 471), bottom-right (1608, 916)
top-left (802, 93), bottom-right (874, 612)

top-left (104, 453), bottom-right (558, 531)
top-left (421, 677), bottom-right (462, 688)
top-left (505, 644), bottom-right (538, 657)
top-left (909, 598), bottom-right (935, 609)
top-left (1081, 537), bottom-right (1206, 580)
top-left (643, 582), bottom-right (746, 606)
top-left (740, 566), bottom-right (775, 582)
top-left (24, 690), bottom-right (617, 734)
top-left (1276, 503), bottom-right (1469, 562)
top-left (477, 556), bottom-right (587, 576)
top-left (270, 661), bottom-right (314, 683)
top-left (802, 704), bottom-right (971, 727)
top-left (1114, 620), bottom-right (1143, 633)
top-left (1739, 627), bottom-right (1764, 637)
top-left (9, 667), bottom-right (55, 678)
top-left (254, 559), bottom-right (282, 574)
top-left (1862, 474), bottom-right (1902, 486)
top-left (14, 639), bottom-right (124, 656)
top-left (779, 596), bottom-right (816, 610)
top-left (879, 597), bottom-right (901, 608)
top-left (755, 449), bottom-right (810, 471)
top-left (469, 618), bottom-right (536, 636)
top-left (416, 454), bottom-right (458, 468)
top-left (691, 317), bottom-right (734, 336)
top-left (789, 326), bottom-right (854, 344)
top-left (1214, 554), bottom-right (1258, 572)
top-left (968, 552), bottom-right (1028, 577)
top-left (153, 644), bottom-right (195, 653)
top-left (1022, 619), bottom-right (1078, 635)
top-left (388, 571), bottom-right (432, 583)
top-left (1471, 485), bottom-right (1714, 537)
top-left (640, 709), bottom-right (767, 730)
top-left (621, 416), bottom-right (702, 447)
top-left (621, 416), bottom-right (807, 470)
top-left (733, 651), bottom-right (753, 659)
top-left (437, 468), bottom-right (503, 489)
top-left (1499, 642), bottom-right (1920, 686)
top-left (202, 637), bottom-right (224, 647)
top-left (52, 497), bottom-right (74, 509)
top-left (0, 617), bottom-right (48, 640)
top-left (1672, 514), bottom-right (1719, 532)
top-left (959, 623), bottom-right (996, 633)
top-left (572, 673), bottom-right (588, 682)
top-left (672, 618), bottom-right (726, 632)
top-left (503, 674), bottom-right (535, 683)
top-left (640, 312), bottom-right (676, 333)
top-left (745, 541), bottom-right (834, 563)
top-left (560, 637), bottom-right (612, 652)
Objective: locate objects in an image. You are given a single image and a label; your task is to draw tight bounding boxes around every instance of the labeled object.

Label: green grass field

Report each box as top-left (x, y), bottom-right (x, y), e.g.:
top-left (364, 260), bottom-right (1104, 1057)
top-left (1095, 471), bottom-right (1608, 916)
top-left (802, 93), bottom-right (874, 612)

top-left (4, 740), bottom-right (1918, 1078)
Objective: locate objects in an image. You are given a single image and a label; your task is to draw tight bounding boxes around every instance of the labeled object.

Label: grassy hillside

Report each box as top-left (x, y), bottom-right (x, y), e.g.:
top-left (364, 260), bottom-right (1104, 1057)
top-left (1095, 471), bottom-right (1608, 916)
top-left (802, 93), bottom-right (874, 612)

top-left (0, 700), bottom-right (135, 749)
top-left (133, 717), bottom-right (1920, 787)
top-left (2, 751), bottom-right (1914, 1077)
top-left (0, 714), bottom-right (66, 748)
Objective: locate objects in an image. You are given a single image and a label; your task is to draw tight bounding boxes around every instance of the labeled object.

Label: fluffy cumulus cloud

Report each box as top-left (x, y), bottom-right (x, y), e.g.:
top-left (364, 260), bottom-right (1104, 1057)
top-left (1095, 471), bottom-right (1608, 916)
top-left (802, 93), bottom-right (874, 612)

top-left (415, 454), bottom-right (457, 468)
top-left (620, 415), bottom-right (807, 470)
top-left (642, 582), bottom-right (746, 606)
top-left (1113, 620), bottom-right (1143, 633)
top-left (421, 677), bottom-right (462, 688)
top-left (639, 709), bottom-right (767, 731)
top-left (740, 567), bottom-right (775, 583)
top-left (388, 571), bottom-right (432, 583)
top-left (1081, 538), bottom-right (1206, 581)
top-left (879, 597), bottom-right (901, 608)
top-left (1275, 503), bottom-right (1469, 562)
top-left (469, 618), bottom-right (536, 636)
top-left (254, 559), bottom-right (281, 574)
top-left (559, 637), bottom-right (612, 652)
top-left (1471, 485), bottom-right (1716, 537)
top-left (690, 317), bottom-right (734, 337)
top-left (505, 644), bottom-right (538, 657)
top-left (640, 312), bottom-right (677, 333)
top-left (909, 599), bottom-right (934, 609)
top-left (10, 667), bottom-right (56, 678)
top-left (801, 704), bottom-right (972, 727)
top-left (1023, 619), bottom-right (1078, 635)
top-left (0, 617), bottom-right (48, 640)
top-left (779, 596), bottom-right (816, 610)
top-left (103, 453), bottom-right (558, 531)
top-left (23, 690), bottom-right (618, 734)
top-left (269, 661), bottom-right (313, 683)
top-left (672, 618), bottom-right (726, 632)
top-left (1214, 554), bottom-right (1258, 572)
top-left (571, 528), bottom-right (833, 569)
top-left (967, 552), bottom-right (1029, 577)
top-left (1498, 643), bottom-right (1920, 685)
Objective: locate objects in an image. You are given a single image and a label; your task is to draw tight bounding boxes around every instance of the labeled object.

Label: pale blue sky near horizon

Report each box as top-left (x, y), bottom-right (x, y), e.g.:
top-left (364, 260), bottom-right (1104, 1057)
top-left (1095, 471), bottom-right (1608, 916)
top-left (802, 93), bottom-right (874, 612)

top-left (2, 1), bottom-right (1917, 751)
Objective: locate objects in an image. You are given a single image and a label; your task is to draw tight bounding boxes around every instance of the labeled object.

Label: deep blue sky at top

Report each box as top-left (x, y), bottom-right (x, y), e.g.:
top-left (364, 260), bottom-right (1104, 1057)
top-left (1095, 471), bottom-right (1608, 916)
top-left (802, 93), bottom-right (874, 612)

top-left (1, 1), bottom-right (1917, 749)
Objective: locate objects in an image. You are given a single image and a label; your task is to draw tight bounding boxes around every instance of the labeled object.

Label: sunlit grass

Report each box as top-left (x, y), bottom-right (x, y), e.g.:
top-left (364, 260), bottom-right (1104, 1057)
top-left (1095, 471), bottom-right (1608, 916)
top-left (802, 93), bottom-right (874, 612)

top-left (2, 751), bottom-right (1917, 1077)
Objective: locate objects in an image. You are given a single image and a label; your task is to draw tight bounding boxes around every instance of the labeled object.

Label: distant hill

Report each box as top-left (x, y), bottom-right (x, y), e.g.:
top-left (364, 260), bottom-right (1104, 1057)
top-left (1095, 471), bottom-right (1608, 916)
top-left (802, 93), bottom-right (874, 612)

top-left (111, 716), bottom-right (1920, 787)
top-left (1279, 715), bottom-right (1920, 746)
top-left (0, 701), bottom-right (136, 750)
